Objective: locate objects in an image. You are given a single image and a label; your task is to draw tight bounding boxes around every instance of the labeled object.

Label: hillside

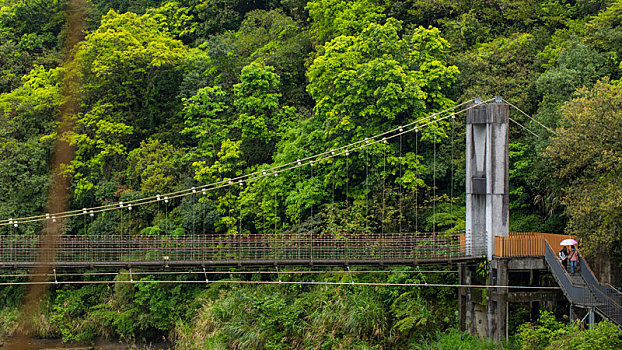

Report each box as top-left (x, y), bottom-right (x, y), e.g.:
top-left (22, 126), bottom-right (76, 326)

top-left (1, 0), bottom-right (622, 348)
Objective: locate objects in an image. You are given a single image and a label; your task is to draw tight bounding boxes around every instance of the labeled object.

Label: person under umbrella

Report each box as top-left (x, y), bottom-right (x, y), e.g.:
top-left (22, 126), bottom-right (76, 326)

top-left (559, 238), bottom-right (578, 273)
top-left (568, 246), bottom-right (579, 275)
top-left (558, 246), bottom-right (569, 271)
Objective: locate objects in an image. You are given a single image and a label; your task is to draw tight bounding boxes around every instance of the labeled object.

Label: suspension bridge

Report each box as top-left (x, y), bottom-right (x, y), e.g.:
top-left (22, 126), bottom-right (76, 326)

top-left (0, 97), bottom-right (583, 269)
top-left (0, 232), bottom-right (469, 268)
top-left (1, 98), bottom-right (620, 336)
top-left (1, 98), bottom-right (500, 268)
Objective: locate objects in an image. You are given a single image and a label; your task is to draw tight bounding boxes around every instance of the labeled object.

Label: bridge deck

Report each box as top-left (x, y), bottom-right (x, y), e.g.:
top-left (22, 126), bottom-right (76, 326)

top-left (0, 232), bottom-right (473, 268)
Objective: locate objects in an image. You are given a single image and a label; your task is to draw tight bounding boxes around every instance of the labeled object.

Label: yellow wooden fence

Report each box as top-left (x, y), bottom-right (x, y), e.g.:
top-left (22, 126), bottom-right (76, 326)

top-left (494, 232), bottom-right (573, 258)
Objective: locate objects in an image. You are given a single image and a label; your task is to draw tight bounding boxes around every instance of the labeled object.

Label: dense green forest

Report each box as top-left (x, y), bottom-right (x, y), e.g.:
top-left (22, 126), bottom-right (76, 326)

top-left (1, 0), bottom-right (622, 348)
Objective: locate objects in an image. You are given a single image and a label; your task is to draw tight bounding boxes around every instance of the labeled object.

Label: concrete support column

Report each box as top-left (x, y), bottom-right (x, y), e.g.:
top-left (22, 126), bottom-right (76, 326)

top-left (466, 98), bottom-right (509, 260)
top-left (458, 264), bottom-right (470, 331)
top-left (459, 263), bottom-right (487, 336)
top-left (488, 258), bottom-right (509, 341)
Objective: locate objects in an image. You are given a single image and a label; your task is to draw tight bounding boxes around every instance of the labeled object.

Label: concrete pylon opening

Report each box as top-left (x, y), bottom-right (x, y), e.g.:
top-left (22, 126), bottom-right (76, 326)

top-left (465, 98), bottom-right (509, 260)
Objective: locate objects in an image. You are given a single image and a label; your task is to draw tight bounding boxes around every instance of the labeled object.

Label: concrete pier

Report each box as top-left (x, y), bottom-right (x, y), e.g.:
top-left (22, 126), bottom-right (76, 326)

top-left (459, 257), bottom-right (565, 341)
top-left (465, 99), bottom-right (509, 260)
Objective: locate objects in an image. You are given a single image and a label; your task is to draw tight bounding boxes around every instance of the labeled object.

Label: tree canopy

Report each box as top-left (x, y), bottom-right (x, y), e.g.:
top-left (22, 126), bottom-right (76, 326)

top-left (546, 80), bottom-right (622, 258)
top-left (0, 0), bottom-right (620, 262)
top-left (2, 0), bottom-right (622, 345)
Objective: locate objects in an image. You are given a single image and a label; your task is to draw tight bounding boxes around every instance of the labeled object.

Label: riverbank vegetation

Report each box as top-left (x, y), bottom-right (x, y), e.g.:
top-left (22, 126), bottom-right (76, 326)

top-left (1, 0), bottom-right (622, 347)
top-left (1, 275), bottom-right (620, 348)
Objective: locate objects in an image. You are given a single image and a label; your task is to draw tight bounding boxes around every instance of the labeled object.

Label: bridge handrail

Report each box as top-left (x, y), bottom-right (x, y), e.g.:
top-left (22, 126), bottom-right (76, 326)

top-left (579, 256), bottom-right (622, 306)
top-left (605, 283), bottom-right (622, 304)
top-left (578, 255), bottom-right (622, 326)
top-left (544, 241), bottom-right (588, 305)
top-left (584, 281), bottom-right (622, 326)
top-left (0, 232), bottom-right (471, 266)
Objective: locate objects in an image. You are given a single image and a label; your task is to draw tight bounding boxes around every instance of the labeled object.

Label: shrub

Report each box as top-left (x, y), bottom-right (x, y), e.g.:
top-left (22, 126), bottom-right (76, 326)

top-left (517, 310), bottom-right (622, 350)
top-left (414, 328), bottom-right (514, 349)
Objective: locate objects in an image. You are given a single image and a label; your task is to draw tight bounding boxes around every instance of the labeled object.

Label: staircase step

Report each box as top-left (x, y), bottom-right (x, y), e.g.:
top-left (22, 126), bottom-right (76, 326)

top-left (569, 275), bottom-right (586, 285)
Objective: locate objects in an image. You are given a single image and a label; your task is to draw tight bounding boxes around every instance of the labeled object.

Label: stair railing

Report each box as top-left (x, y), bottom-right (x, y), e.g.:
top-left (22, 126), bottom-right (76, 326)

top-left (605, 284), bottom-right (622, 306)
top-left (578, 255), bottom-right (622, 326)
top-left (544, 241), bottom-right (587, 305)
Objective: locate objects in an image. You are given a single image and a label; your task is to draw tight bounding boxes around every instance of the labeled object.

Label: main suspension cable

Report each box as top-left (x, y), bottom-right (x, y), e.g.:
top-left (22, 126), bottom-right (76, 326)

top-left (510, 117), bottom-right (540, 138)
top-left (2, 100), bottom-right (492, 227)
top-left (505, 100), bottom-right (559, 136)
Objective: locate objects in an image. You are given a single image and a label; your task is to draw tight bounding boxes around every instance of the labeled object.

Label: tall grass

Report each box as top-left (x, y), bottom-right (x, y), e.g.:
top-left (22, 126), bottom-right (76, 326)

top-left (0, 307), bottom-right (20, 336)
top-left (413, 328), bottom-right (517, 350)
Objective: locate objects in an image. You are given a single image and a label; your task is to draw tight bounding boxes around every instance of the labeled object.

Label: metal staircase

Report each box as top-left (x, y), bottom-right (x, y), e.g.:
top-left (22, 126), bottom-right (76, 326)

top-left (544, 242), bottom-right (622, 327)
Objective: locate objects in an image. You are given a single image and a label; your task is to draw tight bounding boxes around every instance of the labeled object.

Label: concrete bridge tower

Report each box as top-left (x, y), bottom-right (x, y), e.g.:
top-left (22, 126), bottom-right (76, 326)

top-left (465, 97), bottom-right (509, 260)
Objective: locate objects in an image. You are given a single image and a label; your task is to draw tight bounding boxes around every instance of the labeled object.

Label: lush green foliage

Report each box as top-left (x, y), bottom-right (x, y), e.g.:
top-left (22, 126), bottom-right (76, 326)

top-left (414, 328), bottom-right (514, 349)
top-left (2, 0), bottom-right (619, 250)
top-left (517, 310), bottom-right (622, 349)
top-left (545, 79), bottom-right (622, 258)
top-left (174, 269), bottom-right (458, 349)
top-left (307, 18), bottom-right (458, 142)
top-left (2, 0), bottom-right (622, 347)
